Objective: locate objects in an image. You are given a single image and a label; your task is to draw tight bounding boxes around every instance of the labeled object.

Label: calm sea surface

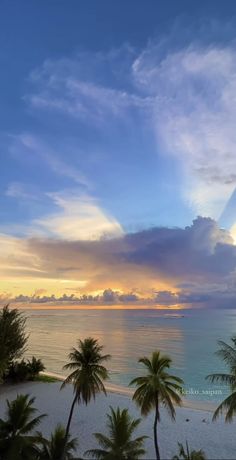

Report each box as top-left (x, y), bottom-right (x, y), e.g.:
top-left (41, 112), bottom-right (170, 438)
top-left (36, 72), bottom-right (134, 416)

top-left (24, 308), bottom-right (236, 403)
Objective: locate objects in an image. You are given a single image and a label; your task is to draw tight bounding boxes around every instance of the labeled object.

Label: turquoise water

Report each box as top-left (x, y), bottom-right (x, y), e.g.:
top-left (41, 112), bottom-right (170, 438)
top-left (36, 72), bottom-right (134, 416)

top-left (25, 308), bottom-right (236, 404)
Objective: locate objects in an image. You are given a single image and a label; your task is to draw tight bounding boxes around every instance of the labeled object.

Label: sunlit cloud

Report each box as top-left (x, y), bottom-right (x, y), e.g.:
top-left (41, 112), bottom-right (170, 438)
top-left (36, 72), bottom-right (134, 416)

top-left (230, 223), bottom-right (236, 245)
top-left (5, 132), bottom-right (123, 241)
top-left (33, 191), bottom-right (123, 240)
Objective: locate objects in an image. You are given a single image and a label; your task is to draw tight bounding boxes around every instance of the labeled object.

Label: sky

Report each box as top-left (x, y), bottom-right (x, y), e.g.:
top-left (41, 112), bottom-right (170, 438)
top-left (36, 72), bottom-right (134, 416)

top-left (1, 0), bottom-right (236, 308)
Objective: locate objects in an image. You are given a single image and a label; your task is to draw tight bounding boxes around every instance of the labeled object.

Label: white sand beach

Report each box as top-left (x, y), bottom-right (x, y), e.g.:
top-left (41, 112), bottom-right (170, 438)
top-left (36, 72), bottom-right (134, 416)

top-left (0, 380), bottom-right (235, 459)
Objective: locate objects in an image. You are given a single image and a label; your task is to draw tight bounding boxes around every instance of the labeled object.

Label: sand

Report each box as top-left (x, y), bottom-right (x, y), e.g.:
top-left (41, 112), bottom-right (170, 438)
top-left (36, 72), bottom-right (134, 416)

top-left (0, 380), bottom-right (235, 459)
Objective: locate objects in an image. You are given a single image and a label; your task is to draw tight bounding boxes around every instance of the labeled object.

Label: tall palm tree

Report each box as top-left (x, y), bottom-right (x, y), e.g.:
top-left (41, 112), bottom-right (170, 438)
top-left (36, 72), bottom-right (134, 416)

top-left (61, 337), bottom-right (111, 440)
top-left (0, 394), bottom-right (46, 460)
top-left (130, 351), bottom-right (183, 460)
top-left (85, 406), bottom-right (147, 459)
top-left (206, 336), bottom-right (236, 421)
top-left (172, 442), bottom-right (206, 460)
top-left (38, 424), bottom-right (78, 460)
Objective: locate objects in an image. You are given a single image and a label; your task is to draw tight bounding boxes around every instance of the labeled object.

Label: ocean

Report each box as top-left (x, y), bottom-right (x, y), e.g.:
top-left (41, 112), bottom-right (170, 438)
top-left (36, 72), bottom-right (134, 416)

top-left (24, 308), bottom-right (236, 404)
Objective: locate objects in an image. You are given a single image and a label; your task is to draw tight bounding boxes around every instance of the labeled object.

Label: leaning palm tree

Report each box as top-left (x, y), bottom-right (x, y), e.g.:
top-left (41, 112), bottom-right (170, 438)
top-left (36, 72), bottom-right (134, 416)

top-left (86, 406), bottom-right (147, 459)
top-left (0, 394), bottom-right (46, 459)
top-left (61, 337), bottom-right (111, 441)
top-left (206, 336), bottom-right (236, 421)
top-left (130, 351), bottom-right (183, 460)
top-left (172, 442), bottom-right (206, 460)
top-left (38, 424), bottom-right (78, 460)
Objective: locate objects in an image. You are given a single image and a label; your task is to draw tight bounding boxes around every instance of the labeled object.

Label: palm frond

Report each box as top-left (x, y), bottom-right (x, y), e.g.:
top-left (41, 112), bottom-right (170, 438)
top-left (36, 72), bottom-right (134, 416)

top-left (206, 373), bottom-right (236, 385)
top-left (131, 350), bottom-right (183, 419)
top-left (86, 406), bottom-right (147, 459)
top-left (85, 448), bottom-right (109, 459)
top-left (216, 340), bottom-right (236, 369)
top-left (213, 391), bottom-right (236, 422)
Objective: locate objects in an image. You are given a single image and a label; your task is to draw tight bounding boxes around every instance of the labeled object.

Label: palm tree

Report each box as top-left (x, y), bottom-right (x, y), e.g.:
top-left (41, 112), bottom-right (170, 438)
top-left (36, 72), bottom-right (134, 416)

top-left (38, 424), bottom-right (77, 460)
top-left (85, 406), bottom-right (147, 459)
top-left (61, 337), bottom-right (111, 440)
top-left (130, 351), bottom-right (183, 460)
top-left (206, 336), bottom-right (236, 421)
top-left (172, 442), bottom-right (206, 460)
top-left (0, 394), bottom-right (46, 459)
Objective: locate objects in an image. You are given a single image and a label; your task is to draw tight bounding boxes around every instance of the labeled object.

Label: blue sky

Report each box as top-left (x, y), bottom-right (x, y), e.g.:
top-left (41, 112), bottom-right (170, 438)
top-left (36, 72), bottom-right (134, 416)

top-left (1, 1), bottom-right (236, 305)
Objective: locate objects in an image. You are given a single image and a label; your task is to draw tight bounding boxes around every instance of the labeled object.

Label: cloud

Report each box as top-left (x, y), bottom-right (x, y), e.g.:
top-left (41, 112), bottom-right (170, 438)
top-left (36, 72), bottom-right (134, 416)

top-left (0, 231), bottom-right (88, 297)
top-left (5, 182), bottom-right (37, 200)
top-left (154, 284), bottom-right (236, 309)
top-left (3, 186), bottom-right (123, 242)
top-left (127, 217), bottom-right (235, 282)
top-left (28, 217), bottom-right (236, 299)
top-left (33, 190), bottom-right (123, 240)
top-left (0, 233), bottom-right (44, 281)
top-left (5, 181), bottom-right (46, 206)
top-left (132, 42), bottom-right (236, 218)
top-left (1, 217), bottom-right (236, 307)
top-left (5, 285), bottom-right (236, 309)
top-left (5, 288), bottom-right (140, 306)
top-left (27, 52), bottom-right (150, 125)
top-left (154, 291), bottom-right (179, 305)
top-left (29, 80), bottom-right (147, 122)
top-left (10, 133), bottom-right (89, 189)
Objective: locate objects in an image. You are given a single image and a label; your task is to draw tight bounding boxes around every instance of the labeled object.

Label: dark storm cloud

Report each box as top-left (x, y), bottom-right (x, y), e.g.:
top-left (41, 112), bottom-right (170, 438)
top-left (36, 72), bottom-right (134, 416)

top-left (125, 217), bottom-right (236, 281)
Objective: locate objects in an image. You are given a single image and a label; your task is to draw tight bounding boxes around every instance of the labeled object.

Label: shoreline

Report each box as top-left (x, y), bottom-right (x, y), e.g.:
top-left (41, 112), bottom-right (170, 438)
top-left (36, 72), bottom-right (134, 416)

top-left (40, 371), bottom-right (217, 412)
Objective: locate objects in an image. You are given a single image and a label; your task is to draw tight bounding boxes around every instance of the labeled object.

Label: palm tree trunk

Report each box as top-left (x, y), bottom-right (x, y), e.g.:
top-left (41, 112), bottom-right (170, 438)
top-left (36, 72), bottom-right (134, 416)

top-left (60, 394), bottom-right (78, 460)
top-left (154, 400), bottom-right (160, 460)
top-left (65, 394), bottom-right (77, 440)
